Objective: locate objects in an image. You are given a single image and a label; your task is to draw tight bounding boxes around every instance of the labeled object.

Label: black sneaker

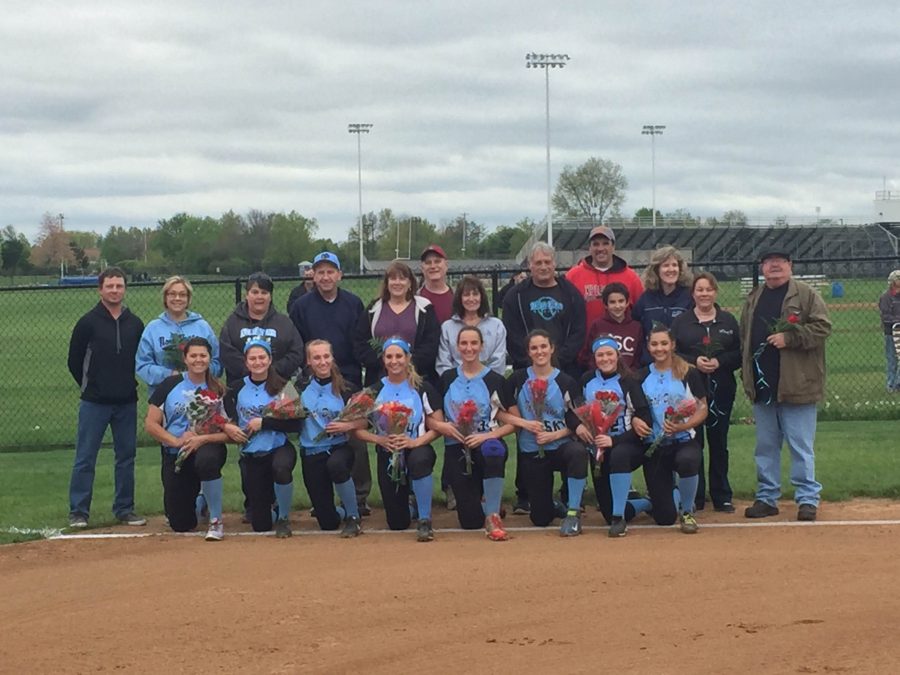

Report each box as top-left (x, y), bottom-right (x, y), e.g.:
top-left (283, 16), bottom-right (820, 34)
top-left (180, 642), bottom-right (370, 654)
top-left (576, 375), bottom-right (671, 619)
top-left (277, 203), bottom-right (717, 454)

top-left (608, 517), bottom-right (627, 538)
top-left (797, 504), bottom-right (817, 522)
top-left (714, 502), bottom-right (736, 513)
top-left (416, 518), bottom-right (434, 542)
top-left (559, 512), bottom-right (582, 537)
top-left (512, 499), bottom-right (530, 515)
top-left (744, 500), bottom-right (779, 518)
top-left (340, 516), bottom-right (362, 538)
top-left (553, 500), bottom-right (568, 520)
top-left (357, 502), bottom-right (372, 517)
top-left (275, 518), bottom-right (292, 538)
top-left (116, 512), bottom-right (147, 526)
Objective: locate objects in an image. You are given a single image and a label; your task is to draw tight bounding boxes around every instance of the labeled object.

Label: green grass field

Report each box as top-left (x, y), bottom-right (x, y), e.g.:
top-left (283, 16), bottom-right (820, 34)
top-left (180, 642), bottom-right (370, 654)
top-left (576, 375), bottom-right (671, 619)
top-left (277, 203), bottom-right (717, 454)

top-left (1, 420), bottom-right (898, 545)
top-left (0, 276), bottom-right (896, 450)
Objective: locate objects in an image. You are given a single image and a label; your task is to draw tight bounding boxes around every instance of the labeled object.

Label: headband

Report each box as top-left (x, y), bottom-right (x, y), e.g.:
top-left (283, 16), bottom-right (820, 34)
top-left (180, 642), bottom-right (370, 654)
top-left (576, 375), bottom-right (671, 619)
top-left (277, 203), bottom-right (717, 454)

top-left (383, 337), bottom-right (411, 354)
top-left (243, 338), bottom-right (272, 355)
top-left (592, 336), bottom-right (620, 354)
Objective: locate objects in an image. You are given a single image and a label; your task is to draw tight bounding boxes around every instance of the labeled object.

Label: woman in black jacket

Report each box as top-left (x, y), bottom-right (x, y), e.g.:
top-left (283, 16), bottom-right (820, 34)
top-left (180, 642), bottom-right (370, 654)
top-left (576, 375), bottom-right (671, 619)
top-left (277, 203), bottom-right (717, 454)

top-left (671, 271), bottom-right (741, 513)
top-left (353, 261), bottom-right (440, 387)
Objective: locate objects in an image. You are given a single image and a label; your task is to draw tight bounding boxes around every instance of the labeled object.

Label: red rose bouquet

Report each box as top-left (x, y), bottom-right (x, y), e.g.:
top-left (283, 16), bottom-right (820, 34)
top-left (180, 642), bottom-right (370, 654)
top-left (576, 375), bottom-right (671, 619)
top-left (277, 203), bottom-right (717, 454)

top-left (162, 332), bottom-right (190, 371)
top-left (375, 401), bottom-right (413, 484)
top-left (176, 387), bottom-right (229, 473)
top-left (527, 378), bottom-right (549, 458)
top-left (313, 387), bottom-right (377, 442)
top-left (452, 399), bottom-right (480, 475)
top-left (644, 397), bottom-right (698, 457)
top-left (263, 381), bottom-right (306, 420)
top-left (571, 391), bottom-right (624, 476)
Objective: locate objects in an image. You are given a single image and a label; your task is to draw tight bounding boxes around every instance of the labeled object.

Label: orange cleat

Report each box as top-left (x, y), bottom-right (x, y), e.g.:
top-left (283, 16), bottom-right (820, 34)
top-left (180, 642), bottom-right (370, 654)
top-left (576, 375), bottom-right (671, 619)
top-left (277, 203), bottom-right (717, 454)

top-left (485, 513), bottom-right (509, 541)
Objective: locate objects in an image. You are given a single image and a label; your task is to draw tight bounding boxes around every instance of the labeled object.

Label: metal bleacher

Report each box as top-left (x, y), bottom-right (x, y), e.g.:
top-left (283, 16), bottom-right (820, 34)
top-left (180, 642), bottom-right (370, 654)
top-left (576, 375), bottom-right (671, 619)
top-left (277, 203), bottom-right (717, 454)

top-left (545, 220), bottom-right (896, 278)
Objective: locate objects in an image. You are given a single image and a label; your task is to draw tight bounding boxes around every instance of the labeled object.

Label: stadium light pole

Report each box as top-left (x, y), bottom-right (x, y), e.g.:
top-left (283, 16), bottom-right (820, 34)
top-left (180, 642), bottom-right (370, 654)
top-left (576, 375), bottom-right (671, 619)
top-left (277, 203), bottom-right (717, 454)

top-left (641, 125), bottom-right (665, 227)
top-left (526, 52), bottom-right (569, 247)
top-left (348, 123), bottom-right (373, 274)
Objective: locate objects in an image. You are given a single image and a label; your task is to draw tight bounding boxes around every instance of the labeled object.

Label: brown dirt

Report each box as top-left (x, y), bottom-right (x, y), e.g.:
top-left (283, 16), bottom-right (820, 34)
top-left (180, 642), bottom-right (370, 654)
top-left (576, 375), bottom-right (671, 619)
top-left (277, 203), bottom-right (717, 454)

top-left (2, 499), bottom-right (900, 674)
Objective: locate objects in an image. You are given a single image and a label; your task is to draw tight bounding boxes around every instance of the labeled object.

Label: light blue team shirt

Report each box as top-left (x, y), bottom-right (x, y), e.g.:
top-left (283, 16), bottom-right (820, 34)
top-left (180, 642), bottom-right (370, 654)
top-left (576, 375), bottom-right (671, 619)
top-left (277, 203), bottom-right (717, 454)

top-left (514, 367), bottom-right (570, 454)
top-left (640, 364), bottom-right (701, 444)
top-left (442, 366), bottom-right (502, 445)
top-left (235, 376), bottom-right (287, 454)
top-left (299, 378), bottom-right (349, 455)
top-left (373, 378), bottom-right (432, 439)
top-left (583, 371), bottom-right (628, 437)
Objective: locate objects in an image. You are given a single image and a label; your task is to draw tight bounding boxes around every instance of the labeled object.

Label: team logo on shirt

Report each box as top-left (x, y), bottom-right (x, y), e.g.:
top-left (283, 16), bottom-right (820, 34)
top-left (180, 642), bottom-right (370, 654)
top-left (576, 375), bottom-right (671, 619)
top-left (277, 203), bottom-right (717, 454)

top-left (529, 296), bottom-right (564, 320)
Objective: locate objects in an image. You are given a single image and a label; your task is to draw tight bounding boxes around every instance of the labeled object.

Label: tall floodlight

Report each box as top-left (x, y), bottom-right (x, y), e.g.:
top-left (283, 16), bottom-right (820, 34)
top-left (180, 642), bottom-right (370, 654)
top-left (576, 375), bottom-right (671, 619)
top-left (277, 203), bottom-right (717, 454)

top-left (348, 123), bottom-right (373, 274)
top-left (641, 125), bottom-right (665, 227)
top-left (526, 52), bottom-right (570, 246)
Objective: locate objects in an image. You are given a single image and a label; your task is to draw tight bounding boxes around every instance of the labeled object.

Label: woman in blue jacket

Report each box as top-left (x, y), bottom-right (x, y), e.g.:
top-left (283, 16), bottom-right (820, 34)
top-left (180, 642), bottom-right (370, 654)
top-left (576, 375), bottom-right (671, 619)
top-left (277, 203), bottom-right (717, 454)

top-left (295, 339), bottom-right (366, 538)
top-left (136, 276), bottom-right (221, 393)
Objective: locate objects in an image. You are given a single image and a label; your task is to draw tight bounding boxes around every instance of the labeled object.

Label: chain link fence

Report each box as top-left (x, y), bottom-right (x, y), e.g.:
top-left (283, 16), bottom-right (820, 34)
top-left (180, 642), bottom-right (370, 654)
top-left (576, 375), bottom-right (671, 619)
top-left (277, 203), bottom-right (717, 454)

top-left (1, 256), bottom-right (897, 450)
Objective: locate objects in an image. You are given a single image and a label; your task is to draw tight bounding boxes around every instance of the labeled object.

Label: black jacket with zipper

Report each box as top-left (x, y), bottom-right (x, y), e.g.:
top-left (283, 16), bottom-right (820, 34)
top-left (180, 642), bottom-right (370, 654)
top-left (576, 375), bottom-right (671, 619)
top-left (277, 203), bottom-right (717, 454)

top-left (68, 302), bottom-right (144, 404)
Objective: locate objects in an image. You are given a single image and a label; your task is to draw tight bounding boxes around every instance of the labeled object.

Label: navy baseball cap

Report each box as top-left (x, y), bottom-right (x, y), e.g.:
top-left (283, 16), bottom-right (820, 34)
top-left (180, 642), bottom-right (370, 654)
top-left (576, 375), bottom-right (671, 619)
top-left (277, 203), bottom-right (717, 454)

top-left (312, 251), bottom-right (341, 270)
top-left (759, 248), bottom-right (791, 263)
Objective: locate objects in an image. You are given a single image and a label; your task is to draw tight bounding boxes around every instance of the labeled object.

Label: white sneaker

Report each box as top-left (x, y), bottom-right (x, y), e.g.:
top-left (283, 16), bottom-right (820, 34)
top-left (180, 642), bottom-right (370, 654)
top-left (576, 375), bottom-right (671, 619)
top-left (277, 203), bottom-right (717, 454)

top-left (205, 519), bottom-right (224, 541)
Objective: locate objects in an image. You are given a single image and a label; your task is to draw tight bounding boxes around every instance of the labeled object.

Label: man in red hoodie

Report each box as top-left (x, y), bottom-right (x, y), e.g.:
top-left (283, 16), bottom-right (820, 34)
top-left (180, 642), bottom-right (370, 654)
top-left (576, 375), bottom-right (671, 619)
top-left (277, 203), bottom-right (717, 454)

top-left (565, 226), bottom-right (643, 336)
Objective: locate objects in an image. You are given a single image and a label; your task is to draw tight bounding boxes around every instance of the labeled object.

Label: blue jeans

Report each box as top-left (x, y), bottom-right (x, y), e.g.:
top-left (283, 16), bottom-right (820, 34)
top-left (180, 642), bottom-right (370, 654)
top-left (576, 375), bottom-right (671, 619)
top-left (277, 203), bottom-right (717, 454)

top-left (69, 400), bottom-right (137, 518)
top-left (885, 334), bottom-right (900, 391)
top-left (752, 402), bottom-right (822, 507)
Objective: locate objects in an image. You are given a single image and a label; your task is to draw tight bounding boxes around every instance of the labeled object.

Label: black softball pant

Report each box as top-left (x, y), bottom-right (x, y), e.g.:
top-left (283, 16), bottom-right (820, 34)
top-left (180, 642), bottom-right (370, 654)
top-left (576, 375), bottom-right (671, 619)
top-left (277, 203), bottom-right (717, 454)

top-left (593, 438), bottom-right (646, 525)
top-left (375, 444), bottom-right (436, 531)
top-left (643, 439), bottom-right (701, 526)
top-left (241, 443), bottom-right (297, 532)
top-left (695, 386), bottom-right (736, 509)
top-left (520, 441), bottom-right (588, 527)
top-left (301, 443), bottom-right (355, 531)
top-left (161, 443), bottom-right (227, 533)
top-left (445, 441), bottom-right (508, 530)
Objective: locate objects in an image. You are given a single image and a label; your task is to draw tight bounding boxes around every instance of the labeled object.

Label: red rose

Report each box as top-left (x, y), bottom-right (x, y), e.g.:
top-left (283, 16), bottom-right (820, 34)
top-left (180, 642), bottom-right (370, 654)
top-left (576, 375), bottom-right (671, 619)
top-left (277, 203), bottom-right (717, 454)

top-left (701, 335), bottom-right (711, 345)
top-left (787, 314), bottom-right (799, 324)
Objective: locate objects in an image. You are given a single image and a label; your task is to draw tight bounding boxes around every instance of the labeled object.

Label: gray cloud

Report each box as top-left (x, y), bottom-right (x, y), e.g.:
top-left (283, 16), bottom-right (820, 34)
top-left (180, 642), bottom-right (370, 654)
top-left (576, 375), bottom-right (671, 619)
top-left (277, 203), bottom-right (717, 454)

top-left (2, 0), bottom-right (899, 242)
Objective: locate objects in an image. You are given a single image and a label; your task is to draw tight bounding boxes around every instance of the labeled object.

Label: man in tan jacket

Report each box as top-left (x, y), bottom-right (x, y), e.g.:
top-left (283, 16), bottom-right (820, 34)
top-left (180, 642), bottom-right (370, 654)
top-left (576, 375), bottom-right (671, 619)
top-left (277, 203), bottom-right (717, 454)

top-left (739, 249), bottom-right (832, 522)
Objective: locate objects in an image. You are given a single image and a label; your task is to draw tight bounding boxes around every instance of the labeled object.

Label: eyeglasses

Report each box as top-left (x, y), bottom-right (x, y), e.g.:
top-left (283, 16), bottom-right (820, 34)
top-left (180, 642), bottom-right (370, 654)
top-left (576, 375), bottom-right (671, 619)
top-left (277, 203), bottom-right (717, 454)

top-left (166, 292), bottom-right (189, 299)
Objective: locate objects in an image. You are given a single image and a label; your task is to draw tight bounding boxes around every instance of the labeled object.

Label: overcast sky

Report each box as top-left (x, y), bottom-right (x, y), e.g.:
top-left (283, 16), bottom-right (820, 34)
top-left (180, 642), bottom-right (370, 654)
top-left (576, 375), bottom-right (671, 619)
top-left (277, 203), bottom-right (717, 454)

top-left (3, 1), bottom-right (899, 242)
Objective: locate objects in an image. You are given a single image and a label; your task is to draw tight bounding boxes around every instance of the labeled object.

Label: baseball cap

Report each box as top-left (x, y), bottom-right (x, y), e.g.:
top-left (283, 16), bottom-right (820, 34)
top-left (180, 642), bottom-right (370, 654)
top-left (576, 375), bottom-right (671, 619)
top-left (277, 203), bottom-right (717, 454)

top-left (312, 251), bottom-right (341, 270)
top-left (759, 248), bottom-right (792, 263)
top-left (589, 226), bottom-right (615, 243)
top-left (420, 244), bottom-right (447, 261)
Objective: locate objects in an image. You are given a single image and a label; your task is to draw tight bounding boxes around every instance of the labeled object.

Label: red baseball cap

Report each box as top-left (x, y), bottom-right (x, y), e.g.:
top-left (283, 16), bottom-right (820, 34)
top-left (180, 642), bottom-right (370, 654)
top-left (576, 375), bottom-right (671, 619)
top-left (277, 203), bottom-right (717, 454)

top-left (420, 244), bottom-right (447, 261)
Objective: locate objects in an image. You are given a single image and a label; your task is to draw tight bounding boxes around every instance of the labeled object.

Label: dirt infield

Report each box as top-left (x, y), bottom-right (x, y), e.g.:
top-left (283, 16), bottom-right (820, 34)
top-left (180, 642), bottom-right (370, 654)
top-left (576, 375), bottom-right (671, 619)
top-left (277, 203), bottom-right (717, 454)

top-left (3, 499), bottom-right (900, 674)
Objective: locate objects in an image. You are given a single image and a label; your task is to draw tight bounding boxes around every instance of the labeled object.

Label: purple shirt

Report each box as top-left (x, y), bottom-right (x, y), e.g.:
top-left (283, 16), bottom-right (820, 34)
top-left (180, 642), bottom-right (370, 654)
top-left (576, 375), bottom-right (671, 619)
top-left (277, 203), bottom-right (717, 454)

top-left (374, 301), bottom-right (417, 345)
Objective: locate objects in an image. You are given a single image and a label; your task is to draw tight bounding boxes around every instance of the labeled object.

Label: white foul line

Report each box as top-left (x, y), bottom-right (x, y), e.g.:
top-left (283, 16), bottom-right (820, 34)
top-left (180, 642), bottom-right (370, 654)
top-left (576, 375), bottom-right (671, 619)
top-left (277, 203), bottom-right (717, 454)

top-left (3, 518), bottom-right (900, 541)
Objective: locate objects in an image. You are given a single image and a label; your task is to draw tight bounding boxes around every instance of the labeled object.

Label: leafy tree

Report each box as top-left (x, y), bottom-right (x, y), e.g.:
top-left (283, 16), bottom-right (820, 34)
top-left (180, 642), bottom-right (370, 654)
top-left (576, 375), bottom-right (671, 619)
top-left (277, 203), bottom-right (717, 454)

top-left (664, 209), bottom-right (700, 226)
top-left (552, 157), bottom-right (627, 222)
top-left (29, 213), bottom-right (74, 272)
top-left (1, 226), bottom-right (31, 280)
top-left (263, 211), bottom-right (318, 273)
top-left (101, 226), bottom-right (146, 265)
top-left (633, 207), bottom-right (663, 225)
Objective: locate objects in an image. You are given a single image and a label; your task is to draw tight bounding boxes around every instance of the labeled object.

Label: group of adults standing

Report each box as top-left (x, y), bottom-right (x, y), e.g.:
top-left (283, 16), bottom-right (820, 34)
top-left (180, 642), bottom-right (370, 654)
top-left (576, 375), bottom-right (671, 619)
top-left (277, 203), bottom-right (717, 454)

top-left (66, 225), bottom-right (838, 540)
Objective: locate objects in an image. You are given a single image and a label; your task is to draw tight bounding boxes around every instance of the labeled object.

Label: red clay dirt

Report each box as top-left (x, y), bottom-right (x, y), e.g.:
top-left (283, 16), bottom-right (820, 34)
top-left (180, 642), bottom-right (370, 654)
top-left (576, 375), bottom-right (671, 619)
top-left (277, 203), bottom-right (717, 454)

top-left (2, 499), bottom-right (899, 674)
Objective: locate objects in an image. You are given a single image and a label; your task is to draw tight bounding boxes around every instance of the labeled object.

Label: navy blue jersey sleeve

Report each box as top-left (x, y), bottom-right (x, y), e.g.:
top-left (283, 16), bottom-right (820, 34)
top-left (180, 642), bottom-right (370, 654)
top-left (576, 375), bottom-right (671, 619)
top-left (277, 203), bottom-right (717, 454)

top-left (502, 369), bottom-right (527, 409)
top-left (684, 367), bottom-right (708, 400)
top-left (438, 369), bottom-right (457, 400)
top-left (555, 371), bottom-right (582, 431)
top-left (149, 375), bottom-right (183, 408)
top-left (223, 381), bottom-right (243, 420)
top-left (419, 381), bottom-right (441, 415)
top-left (621, 376), bottom-right (652, 427)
